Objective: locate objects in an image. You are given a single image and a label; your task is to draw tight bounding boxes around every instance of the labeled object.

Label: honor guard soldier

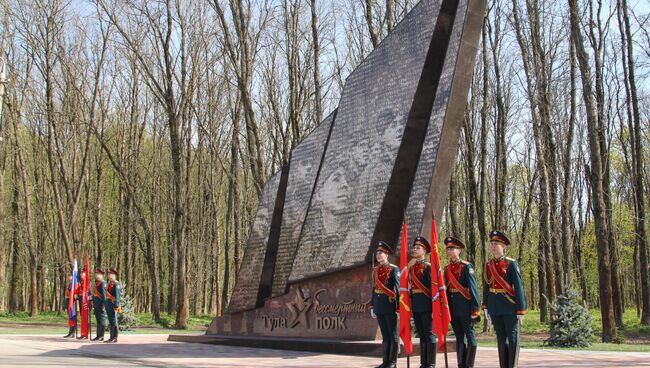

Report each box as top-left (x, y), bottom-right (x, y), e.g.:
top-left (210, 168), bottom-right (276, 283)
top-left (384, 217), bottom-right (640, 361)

top-left (92, 268), bottom-right (108, 341)
top-left (444, 236), bottom-right (480, 368)
top-left (369, 241), bottom-right (400, 368)
top-left (409, 236), bottom-right (436, 368)
top-left (104, 268), bottom-right (122, 343)
top-left (63, 274), bottom-right (79, 338)
top-left (482, 230), bottom-right (526, 368)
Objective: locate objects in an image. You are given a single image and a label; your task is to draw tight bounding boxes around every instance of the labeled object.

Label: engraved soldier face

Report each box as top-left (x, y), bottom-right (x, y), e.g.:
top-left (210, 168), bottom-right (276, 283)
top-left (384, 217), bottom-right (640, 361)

top-left (490, 241), bottom-right (506, 258)
top-left (95, 273), bottom-right (103, 281)
top-left (108, 273), bottom-right (116, 281)
top-left (410, 244), bottom-right (426, 259)
top-left (446, 247), bottom-right (461, 261)
top-left (375, 250), bottom-right (388, 265)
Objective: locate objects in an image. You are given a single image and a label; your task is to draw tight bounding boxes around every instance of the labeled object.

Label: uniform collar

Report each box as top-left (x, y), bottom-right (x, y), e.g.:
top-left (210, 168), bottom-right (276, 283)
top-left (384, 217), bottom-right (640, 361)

top-left (493, 255), bottom-right (506, 262)
top-left (450, 258), bottom-right (462, 264)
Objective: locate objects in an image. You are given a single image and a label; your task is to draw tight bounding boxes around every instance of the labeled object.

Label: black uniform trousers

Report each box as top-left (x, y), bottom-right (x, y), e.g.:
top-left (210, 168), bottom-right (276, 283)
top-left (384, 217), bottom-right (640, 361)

top-left (451, 315), bottom-right (477, 347)
top-left (377, 312), bottom-right (398, 344)
top-left (491, 314), bottom-right (518, 346)
top-left (413, 311), bottom-right (437, 344)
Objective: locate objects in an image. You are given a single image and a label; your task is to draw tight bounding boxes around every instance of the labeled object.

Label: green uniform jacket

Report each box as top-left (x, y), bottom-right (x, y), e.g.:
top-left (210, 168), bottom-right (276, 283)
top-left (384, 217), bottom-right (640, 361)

top-left (482, 257), bottom-right (526, 316)
top-left (370, 264), bottom-right (400, 315)
top-left (410, 260), bottom-right (432, 313)
top-left (445, 260), bottom-right (480, 318)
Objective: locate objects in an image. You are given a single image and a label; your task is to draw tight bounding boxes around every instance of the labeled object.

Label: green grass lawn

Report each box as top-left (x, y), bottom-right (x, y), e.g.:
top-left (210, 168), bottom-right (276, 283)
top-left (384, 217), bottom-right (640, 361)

top-left (2, 308), bottom-right (649, 352)
top-left (467, 308), bottom-right (650, 352)
top-left (0, 311), bottom-right (210, 335)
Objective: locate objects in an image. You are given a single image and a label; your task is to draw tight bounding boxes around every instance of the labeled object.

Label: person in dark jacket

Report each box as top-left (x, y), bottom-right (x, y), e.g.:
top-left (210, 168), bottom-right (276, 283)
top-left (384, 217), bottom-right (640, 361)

top-left (369, 241), bottom-right (400, 368)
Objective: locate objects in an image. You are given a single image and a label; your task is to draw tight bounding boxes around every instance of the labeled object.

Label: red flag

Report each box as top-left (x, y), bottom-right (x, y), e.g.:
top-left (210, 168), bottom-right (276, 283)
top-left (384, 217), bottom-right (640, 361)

top-left (80, 255), bottom-right (90, 337)
top-left (399, 221), bottom-right (413, 355)
top-left (430, 217), bottom-right (451, 352)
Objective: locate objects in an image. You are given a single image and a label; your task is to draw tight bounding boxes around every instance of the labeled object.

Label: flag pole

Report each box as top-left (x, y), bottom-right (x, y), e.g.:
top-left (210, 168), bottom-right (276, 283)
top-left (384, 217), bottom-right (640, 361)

top-left (75, 300), bottom-right (78, 339)
top-left (444, 340), bottom-right (449, 368)
top-left (431, 210), bottom-right (449, 368)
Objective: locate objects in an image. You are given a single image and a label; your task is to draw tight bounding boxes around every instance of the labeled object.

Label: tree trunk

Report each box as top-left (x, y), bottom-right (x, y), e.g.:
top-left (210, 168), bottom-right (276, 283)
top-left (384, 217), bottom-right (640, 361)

top-left (618, 0), bottom-right (650, 325)
top-left (569, 0), bottom-right (617, 341)
top-left (310, 0), bottom-right (323, 127)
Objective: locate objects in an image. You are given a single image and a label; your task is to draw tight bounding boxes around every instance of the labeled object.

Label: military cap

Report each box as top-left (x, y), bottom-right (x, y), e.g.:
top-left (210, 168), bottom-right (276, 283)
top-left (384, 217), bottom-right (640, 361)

top-left (413, 236), bottom-right (431, 253)
top-left (95, 268), bottom-right (105, 275)
top-left (108, 268), bottom-right (119, 277)
top-left (489, 230), bottom-right (510, 246)
top-left (374, 241), bottom-right (394, 255)
top-left (444, 236), bottom-right (465, 249)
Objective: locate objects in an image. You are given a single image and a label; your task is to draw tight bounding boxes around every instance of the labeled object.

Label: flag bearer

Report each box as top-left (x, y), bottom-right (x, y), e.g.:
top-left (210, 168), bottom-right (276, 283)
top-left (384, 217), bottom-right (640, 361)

top-left (444, 236), bottom-right (480, 368)
top-left (409, 236), bottom-right (436, 368)
top-left (63, 274), bottom-right (79, 338)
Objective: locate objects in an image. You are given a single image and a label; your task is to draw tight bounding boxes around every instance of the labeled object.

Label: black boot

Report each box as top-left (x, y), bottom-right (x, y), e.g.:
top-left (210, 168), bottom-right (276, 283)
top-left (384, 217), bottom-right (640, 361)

top-left (375, 342), bottom-right (388, 368)
top-left (456, 341), bottom-right (465, 368)
top-left (419, 339), bottom-right (427, 368)
top-left (113, 325), bottom-right (118, 343)
top-left (104, 326), bottom-right (115, 343)
top-left (508, 342), bottom-right (518, 368)
top-left (92, 325), bottom-right (104, 341)
top-left (497, 342), bottom-right (509, 368)
top-left (465, 345), bottom-right (477, 368)
top-left (425, 341), bottom-right (436, 368)
top-left (385, 341), bottom-right (398, 368)
top-left (63, 326), bottom-right (74, 338)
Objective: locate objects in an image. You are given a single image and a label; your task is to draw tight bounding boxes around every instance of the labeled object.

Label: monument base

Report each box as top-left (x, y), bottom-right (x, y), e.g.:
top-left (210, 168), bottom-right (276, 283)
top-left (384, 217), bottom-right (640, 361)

top-left (209, 265), bottom-right (380, 340)
top-left (167, 333), bottom-right (456, 356)
top-left (190, 263), bottom-right (457, 356)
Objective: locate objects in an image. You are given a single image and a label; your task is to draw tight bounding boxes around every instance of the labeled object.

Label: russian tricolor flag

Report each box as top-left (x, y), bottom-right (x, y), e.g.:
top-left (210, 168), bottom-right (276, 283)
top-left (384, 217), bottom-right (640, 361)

top-left (68, 259), bottom-right (78, 321)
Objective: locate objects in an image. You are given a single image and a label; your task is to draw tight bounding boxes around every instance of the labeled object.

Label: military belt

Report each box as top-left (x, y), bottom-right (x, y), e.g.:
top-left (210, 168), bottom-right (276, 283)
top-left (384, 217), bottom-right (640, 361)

top-left (411, 289), bottom-right (425, 294)
top-left (489, 288), bottom-right (509, 294)
top-left (374, 289), bottom-right (385, 294)
top-left (489, 288), bottom-right (516, 304)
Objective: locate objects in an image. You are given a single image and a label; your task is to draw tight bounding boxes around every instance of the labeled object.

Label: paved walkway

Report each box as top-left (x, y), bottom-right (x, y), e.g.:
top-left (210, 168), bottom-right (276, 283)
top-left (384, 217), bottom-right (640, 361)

top-left (0, 334), bottom-right (649, 367)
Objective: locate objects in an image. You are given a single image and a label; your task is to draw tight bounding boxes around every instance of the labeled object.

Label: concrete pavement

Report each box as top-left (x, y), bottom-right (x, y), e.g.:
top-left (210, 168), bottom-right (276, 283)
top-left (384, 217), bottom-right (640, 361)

top-left (1, 334), bottom-right (649, 367)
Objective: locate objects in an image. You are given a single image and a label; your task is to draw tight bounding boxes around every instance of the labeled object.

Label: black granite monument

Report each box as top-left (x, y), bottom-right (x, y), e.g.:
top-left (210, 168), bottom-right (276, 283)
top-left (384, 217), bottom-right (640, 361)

top-left (175, 0), bottom-right (486, 349)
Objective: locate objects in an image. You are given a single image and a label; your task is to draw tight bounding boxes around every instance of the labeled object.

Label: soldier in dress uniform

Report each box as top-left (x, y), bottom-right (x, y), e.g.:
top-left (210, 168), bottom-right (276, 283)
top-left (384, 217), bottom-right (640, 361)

top-left (104, 268), bottom-right (122, 343)
top-left (482, 230), bottom-right (526, 368)
top-left (443, 236), bottom-right (480, 368)
top-left (63, 274), bottom-right (79, 338)
top-left (91, 268), bottom-right (108, 341)
top-left (409, 236), bottom-right (436, 368)
top-left (369, 241), bottom-right (400, 368)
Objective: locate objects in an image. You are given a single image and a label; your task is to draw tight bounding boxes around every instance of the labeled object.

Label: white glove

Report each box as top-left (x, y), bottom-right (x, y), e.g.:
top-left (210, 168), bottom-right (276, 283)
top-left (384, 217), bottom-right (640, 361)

top-left (485, 310), bottom-right (491, 324)
top-left (370, 308), bottom-right (377, 319)
top-left (517, 314), bottom-right (524, 323)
